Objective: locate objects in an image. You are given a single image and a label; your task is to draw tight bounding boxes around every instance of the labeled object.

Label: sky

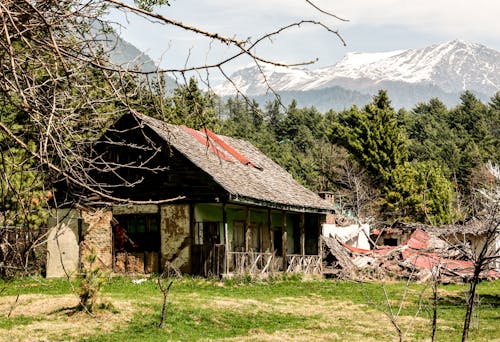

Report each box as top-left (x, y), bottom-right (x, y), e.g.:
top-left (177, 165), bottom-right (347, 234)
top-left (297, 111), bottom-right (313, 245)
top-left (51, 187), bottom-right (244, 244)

top-left (108, 0), bottom-right (500, 83)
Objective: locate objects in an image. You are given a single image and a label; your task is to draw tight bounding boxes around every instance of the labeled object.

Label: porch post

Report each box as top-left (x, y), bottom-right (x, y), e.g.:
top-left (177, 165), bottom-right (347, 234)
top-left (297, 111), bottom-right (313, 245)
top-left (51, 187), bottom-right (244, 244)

top-left (318, 215), bottom-right (325, 273)
top-left (189, 203), bottom-right (195, 274)
top-left (318, 215), bottom-right (324, 256)
top-left (267, 208), bottom-right (273, 253)
top-left (300, 213), bottom-right (305, 256)
top-left (223, 203), bottom-right (229, 274)
top-left (245, 207), bottom-right (251, 252)
top-left (281, 210), bottom-right (287, 272)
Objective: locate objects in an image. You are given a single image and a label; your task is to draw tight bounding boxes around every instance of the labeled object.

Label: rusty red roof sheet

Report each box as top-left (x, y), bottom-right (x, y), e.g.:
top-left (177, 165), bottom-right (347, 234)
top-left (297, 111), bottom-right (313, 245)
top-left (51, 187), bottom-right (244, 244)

top-left (202, 128), bottom-right (261, 169)
top-left (181, 125), bottom-right (232, 162)
top-left (406, 229), bottom-right (430, 250)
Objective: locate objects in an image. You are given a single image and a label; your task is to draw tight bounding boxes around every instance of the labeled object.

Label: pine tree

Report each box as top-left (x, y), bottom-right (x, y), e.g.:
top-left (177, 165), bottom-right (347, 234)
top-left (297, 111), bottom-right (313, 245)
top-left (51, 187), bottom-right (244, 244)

top-left (329, 90), bottom-right (407, 186)
top-left (168, 77), bottom-right (220, 130)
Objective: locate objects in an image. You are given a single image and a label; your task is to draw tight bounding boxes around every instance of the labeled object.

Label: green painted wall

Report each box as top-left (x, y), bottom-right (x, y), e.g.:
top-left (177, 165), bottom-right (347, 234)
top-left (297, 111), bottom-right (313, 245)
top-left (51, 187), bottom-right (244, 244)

top-left (193, 203), bottom-right (320, 255)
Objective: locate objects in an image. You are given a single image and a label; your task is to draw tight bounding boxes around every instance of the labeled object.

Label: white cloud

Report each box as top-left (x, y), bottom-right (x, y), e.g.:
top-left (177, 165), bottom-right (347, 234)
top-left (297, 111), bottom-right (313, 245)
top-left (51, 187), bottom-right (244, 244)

top-left (108, 0), bottom-right (500, 79)
top-left (332, 0), bottom-right (500, 38)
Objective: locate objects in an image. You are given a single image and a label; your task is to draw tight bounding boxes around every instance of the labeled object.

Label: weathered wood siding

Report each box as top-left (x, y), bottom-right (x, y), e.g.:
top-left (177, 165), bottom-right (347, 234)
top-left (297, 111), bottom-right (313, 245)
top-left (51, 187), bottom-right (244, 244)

top-left (94, 115), bottom-right (227, 202)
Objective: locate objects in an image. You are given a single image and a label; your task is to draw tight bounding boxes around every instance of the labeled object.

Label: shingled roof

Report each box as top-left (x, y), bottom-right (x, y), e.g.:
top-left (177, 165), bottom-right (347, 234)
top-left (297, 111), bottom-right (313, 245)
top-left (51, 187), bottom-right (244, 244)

top-left (131, 111), bottom-right (334, 213)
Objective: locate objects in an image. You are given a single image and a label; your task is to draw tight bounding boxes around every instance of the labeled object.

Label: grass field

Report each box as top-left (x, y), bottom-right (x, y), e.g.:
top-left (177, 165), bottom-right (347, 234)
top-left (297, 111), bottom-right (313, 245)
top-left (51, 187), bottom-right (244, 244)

top-left (0, 275), bottom-right (498, 341)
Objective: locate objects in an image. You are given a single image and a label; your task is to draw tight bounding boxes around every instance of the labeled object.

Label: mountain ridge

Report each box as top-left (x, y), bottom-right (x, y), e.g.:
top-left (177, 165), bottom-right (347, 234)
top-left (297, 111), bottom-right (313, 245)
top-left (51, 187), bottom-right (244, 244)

top-left (214, 40), bottom-right (499, 110)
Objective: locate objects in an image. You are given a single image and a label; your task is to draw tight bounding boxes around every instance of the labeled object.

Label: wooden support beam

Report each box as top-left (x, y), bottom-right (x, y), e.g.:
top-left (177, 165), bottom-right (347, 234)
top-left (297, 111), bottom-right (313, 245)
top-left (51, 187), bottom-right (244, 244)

top-left (188, 203), bottom-right (195, 274)
top-left (223, 203), bottom-right (229, 274)
top-left (245, 207), bottom-right (251, 252)
top-left (318, 215), bottom-right (324, 256)
top-left (282, 210), bottom-right (287, 272)
top-left (300, 213), bottom-right (305, 256)
top-left (267, 208), bottom-right (273, 253)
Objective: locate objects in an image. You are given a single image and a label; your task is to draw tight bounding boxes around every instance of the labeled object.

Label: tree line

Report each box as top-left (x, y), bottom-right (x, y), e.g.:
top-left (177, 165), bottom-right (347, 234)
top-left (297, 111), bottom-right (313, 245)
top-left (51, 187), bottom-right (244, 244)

top-left (145, 78), bottom-right (499, 226)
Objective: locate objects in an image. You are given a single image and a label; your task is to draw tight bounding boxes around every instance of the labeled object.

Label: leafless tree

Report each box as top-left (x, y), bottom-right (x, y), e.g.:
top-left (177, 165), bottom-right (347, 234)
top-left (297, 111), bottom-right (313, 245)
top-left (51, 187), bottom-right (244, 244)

top-left (457, 161), bottom-right (499, 341)
top-left (318, 144), bottom-right (377, 221)
top-left (363, 268), bottom-right (429, 342)
top-left (0, 0), bottom-right (346, 276)
top-left (157, 261), bottom-right (181, 328)
top-left (427, 161), bottom-right (500, 341)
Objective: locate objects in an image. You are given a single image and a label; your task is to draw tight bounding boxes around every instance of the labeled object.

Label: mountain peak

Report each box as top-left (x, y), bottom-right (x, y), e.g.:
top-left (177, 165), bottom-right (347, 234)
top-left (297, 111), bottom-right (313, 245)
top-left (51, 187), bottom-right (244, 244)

top-left (443, 39), bottom-right (476, 47)
top-left (214, 41), bottom-right (499, 104)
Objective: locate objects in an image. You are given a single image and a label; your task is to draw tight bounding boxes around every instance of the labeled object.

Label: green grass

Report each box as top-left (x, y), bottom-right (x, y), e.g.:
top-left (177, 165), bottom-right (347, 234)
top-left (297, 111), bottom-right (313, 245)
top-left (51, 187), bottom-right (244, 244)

top-left (0, 276), bottom-right (498, 341)
top-left (0, 276), bottom-right (72, 296)
top-left (0, 315), bottom-right (43, 329)
top-left (88, 306), bottom-right (309, 341)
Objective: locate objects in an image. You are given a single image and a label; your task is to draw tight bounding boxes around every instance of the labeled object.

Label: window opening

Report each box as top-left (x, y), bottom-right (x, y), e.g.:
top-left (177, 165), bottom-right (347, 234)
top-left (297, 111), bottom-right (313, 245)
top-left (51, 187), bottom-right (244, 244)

top-left (273, 227), bottom-right (283, 255)
top-left (113, 214), bottom-right (160, 252)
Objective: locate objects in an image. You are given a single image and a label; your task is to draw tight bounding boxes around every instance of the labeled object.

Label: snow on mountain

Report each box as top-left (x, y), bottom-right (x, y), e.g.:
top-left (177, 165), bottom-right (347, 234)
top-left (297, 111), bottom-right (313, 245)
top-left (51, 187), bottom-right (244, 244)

top-left (215, 64), bottom-right (316, 96)
top-left (214, 40), bottom-right (500, 98)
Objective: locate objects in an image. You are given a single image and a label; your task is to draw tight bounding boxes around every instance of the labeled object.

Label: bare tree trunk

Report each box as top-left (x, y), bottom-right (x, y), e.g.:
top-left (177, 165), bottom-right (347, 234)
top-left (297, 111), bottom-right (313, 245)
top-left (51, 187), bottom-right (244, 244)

top-left (431, 270), bottom-right (439, 342)
top-left (461, 265), bottom-right (481, 342)
top-left (158, 279), bottom-right (173, 328)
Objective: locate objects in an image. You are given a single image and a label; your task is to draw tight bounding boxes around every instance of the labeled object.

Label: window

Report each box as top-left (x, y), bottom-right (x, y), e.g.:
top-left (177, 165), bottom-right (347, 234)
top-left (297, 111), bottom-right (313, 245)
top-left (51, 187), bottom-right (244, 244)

top-left (194, 222), bottom-right (220, 246)
top-left (114, 214), bottom-right (160, 252)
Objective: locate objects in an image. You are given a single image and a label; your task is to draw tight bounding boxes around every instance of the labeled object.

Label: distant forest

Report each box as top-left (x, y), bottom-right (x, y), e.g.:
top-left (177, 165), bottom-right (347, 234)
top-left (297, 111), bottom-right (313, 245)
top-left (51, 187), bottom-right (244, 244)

top-left (2, 75), bottom-right (499, 227)
top-left (140, 78), bottom-right (499, 225)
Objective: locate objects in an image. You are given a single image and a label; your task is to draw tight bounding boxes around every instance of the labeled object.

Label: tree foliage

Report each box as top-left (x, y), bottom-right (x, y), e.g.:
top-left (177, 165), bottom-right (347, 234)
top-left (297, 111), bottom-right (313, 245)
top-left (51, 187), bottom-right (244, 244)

top-left (216, 89), bottom-right (497, 224)
top-left (329, 90), bottom-right (407, 186)
top-left (384, 162), bottom-right (454, 224)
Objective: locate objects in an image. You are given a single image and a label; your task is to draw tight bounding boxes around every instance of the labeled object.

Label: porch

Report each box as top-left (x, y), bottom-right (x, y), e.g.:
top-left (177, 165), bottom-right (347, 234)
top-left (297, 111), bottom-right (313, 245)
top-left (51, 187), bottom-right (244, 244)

top-left (191, 203), bottom-right (324, 277)
top-left (106, 203), bottom-right (325, 277)
top-left (199, 245), bottom-right (323, 277)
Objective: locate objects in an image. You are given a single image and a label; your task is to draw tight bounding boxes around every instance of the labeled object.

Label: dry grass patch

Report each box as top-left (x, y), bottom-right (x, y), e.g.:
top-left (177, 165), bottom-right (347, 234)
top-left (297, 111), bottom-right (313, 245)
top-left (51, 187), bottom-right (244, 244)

top-left (198, 294), bottom-right (429, 340)
top-left (0, 294), bottom-right (78, 317)
top-left (0, 294), bottom-right (135, 342)
top-left (223, 328), bottom-right (344, 341)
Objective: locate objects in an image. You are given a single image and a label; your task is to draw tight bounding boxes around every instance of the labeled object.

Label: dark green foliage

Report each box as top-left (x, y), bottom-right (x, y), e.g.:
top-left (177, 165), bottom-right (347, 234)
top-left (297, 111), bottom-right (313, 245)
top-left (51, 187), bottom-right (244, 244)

top-left (179, 88), bottom-right (496, 223)
top-left (404, 93), bottom-right (499, 201)
top-left (384, 161), bottom-right (455, 224)
top-left (328, 90), bottom-right (407, 186)
top-left (165, 78), bottom-right (221, 131)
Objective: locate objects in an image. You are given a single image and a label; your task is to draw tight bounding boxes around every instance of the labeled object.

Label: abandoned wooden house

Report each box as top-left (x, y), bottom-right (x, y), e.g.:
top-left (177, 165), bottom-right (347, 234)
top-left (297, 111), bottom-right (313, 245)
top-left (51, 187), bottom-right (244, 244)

top-left (46, 111), bottom-right (334, 278)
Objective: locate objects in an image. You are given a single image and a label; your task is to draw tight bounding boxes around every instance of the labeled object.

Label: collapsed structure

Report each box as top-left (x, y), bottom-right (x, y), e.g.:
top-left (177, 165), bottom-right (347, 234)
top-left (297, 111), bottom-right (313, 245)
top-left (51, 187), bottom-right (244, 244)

top-left (323, 221), bottom-right (500, 282)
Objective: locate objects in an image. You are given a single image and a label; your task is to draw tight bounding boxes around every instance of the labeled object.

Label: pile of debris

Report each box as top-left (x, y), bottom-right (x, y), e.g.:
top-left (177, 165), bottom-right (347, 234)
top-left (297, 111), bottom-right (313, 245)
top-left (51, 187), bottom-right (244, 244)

top-left (322, 228), bottom-right (499, 283)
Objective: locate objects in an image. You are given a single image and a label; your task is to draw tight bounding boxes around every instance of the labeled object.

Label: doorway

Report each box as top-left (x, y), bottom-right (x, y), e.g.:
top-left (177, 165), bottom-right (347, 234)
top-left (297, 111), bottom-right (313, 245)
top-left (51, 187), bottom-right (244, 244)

top-left (192, 221), bottom-right (222, 276)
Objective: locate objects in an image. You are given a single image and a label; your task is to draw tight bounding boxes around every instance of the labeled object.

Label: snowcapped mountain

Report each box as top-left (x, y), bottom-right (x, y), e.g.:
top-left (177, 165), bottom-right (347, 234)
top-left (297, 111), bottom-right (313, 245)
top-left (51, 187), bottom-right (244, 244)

top-left (214, 40), bottom-right (500, 110)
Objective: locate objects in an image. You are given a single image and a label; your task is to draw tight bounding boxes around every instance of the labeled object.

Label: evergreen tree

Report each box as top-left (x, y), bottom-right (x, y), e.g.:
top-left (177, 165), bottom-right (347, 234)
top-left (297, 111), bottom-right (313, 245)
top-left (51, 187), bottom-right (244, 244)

top-left (329, 90), bottom-right (407, 186)
top-left (167, 78), bottom-right (220, 130)
top-left (385, 161), bottom-right (455, 224)
top-left (488, 92), bottom-right (500, 162)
